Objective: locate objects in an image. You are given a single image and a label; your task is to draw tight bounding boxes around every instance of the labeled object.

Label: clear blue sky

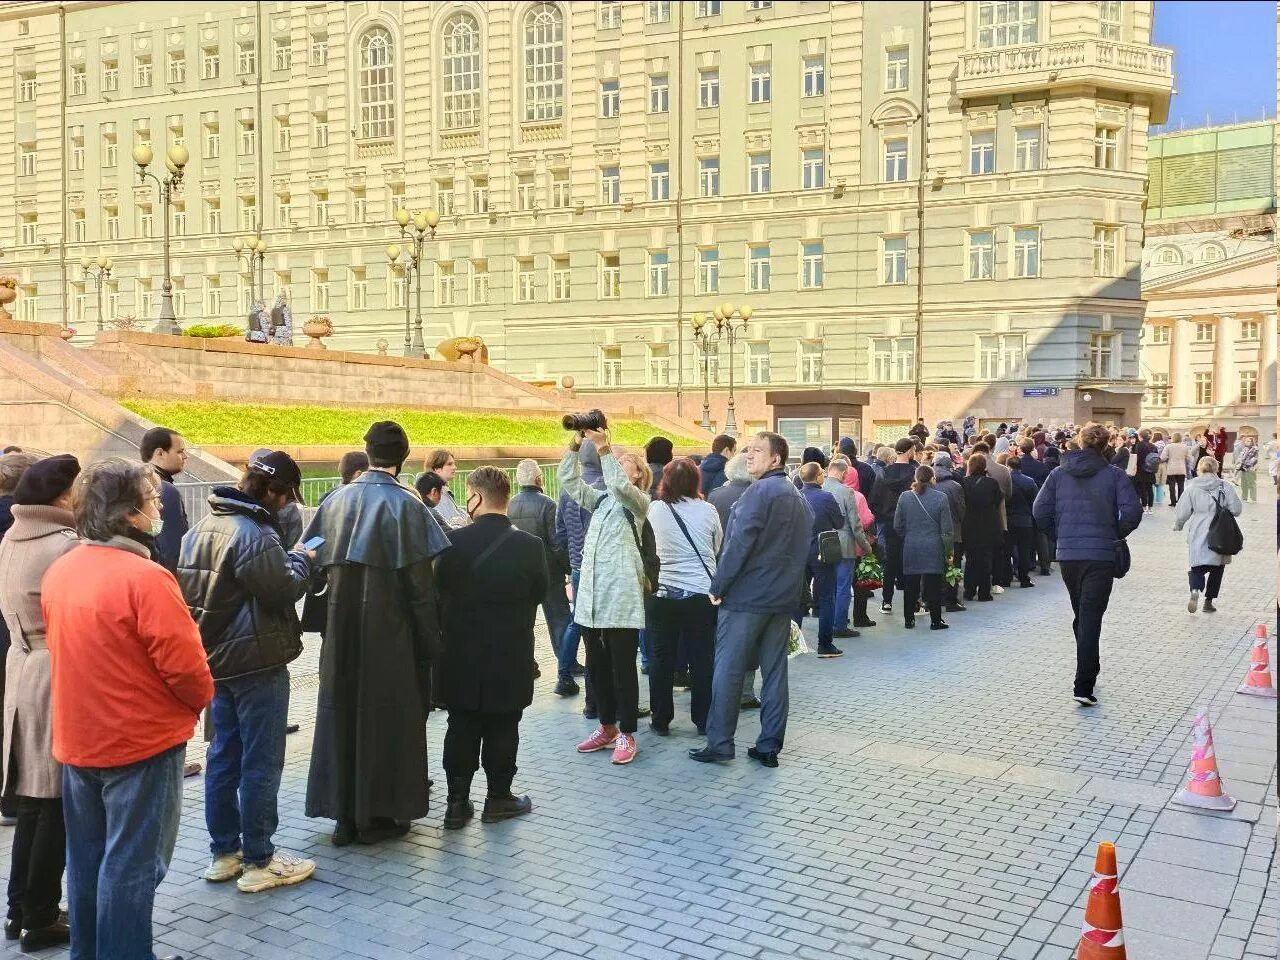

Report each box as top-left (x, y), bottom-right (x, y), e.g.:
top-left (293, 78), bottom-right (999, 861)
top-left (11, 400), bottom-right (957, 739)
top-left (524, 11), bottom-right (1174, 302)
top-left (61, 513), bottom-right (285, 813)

top-left (1153, 1), bottom-right (1275, 130)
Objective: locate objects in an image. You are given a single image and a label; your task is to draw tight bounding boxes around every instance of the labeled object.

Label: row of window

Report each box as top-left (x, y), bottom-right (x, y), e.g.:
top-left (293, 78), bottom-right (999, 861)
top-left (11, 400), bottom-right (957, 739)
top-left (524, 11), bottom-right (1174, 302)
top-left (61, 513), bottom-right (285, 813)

top-left (1146, 371), bottom-right (1260, 407)
top-left (1151, 243), bottom-right (1227, 267)
top-left (1146, 319), bottom-right (1263, 344)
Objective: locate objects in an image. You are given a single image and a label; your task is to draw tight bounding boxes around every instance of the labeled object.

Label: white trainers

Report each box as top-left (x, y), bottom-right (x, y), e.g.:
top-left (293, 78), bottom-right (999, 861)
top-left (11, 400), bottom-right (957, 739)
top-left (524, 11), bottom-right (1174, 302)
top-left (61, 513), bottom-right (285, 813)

top-left (992, 585), bottom-right (1005, 595)
top-left (203, 850), bottom-right (244, 882)
top-left (1187, 590), bottom-right (1200, 614)
top-left (236, 851), bottom-right (316, 893)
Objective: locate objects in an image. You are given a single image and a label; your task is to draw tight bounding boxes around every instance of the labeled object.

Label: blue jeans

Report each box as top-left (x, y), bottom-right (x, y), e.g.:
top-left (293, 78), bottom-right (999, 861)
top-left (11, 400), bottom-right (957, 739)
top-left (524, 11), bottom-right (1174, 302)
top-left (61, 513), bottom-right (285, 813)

top-left (795, 559), bottom-right (836, 647)
top-left (833, 558), bottom-right (855, 631)
top-left (557, 568), bottom-right (582, 681)
top-left (64, 743), bottom-right (185, 960)
top-left (206, 667), bottom-right (289, 868)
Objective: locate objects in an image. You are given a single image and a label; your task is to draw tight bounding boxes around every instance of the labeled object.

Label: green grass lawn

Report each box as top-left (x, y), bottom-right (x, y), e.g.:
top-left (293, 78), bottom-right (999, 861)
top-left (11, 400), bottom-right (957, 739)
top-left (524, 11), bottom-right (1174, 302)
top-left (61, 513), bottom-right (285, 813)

top-left (121, 399), bottom-right (698, 449)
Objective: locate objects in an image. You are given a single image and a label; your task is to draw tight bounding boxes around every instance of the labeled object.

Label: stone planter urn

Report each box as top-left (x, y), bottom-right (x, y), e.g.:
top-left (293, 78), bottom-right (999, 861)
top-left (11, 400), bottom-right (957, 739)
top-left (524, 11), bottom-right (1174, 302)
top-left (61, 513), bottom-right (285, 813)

top-left (0, 281), bottom-right (16, 322)
top-left (375, 338), bottom-right (389, 356)
top-left (59, 326), bottom-right (76, 341)
top-left (302, 315), bottom-right (333, 350)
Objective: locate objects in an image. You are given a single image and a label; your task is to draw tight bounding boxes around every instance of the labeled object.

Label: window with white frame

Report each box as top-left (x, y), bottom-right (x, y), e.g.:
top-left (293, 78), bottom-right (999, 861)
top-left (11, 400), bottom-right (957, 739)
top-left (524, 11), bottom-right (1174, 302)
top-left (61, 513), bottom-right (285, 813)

top-left (1012, 227), bottom-right (1040, 278)
top-left (1239, 370), bottom-right (1258, 404)
top-left (205, 276), bottom-right (222, 316)
top-left (872, 337), bottom-right (915, 383)
top-left (200, 46), bottom-right (219, 80)
top-left (71, 209), bottom-right (86, 243)
top-left (748, 152), bottom-right (771, 193)
top-left (515, 258), bottom-right (535, 302)
top-left (885, 47), bottom-right (909, 92)
top-left (1240, 319), bottom-right (1260, 340)
top-left (749, 61), bottom-right (771, 104)
top-left (273, 37), bottom-right (291, 71)
top-left (442, 13), bottom-right (482, 130)
top-left (600, 79), bottom-right (620, 118)
top-left (72, 283), bottom-right (87, 323)
top-left (599, 1), bottom-right (622, 29)
top-left (103, 59), bottom-right (119, 92)
top-left (698, 247), bottom-right (719, 294)
top-left (696, 1), bottom-right (721, 15)
top-left (550, 170), bottom-right (571, 208)
top-left (69, 127), bottom-right (84, 171)
top-left (168, 51), bottom-right (186, 84)
top-left (1099, 1), bottom-right (1122, 39)
top-left (237, 40), bottom-right (256, 75)
top-left (172, 278), bottom-right (187, 315)
top-left (600, 166), bottom-right (620, 204)
top-left (1193, 371), bottom-right (1213, 405)
top-left (350, 188), bottom-right (367, 223)
top-left (600, 345), bottom-right (623, 386)
top-left (350, 267), bottom-right (369, 309)
top-left (524, 3), bottom-right (565, 121)
top-left (138, 202), bottom-right (154, 238)
top-left (167, 113), bottom-right (184, 146)
top-left (647, 344), bottom-right (671, 386)
top-left (201, 112), bottom-right (220, 158)
top-left (977, 333), bottom-right (1025, 379)
top-left (435, 179), bottom-right (455, 216)
top-left (698, 69), bottom-right (719, 108)
top-left (272, 193), bottom-right (288, 226)
top-left (18, 144), bottom-right (35, 178)
top-left (698, 157), bottom-right (720, 197)
top-left (884, 137), bottom-right (908, 182)
top-left (798, 340), bottom-right (823, 384)
top-left (1146, 373), bottom-right (1169, 406)
top-left (1014, 126), bottom-right (1041, 170)
top-left (470, 177), bottom-right (489, 213)
top-left (275, 115), bottom-right (291, 152)
top-left (312, 190), bottom-right (330, 225)
top-left (600, 253), bottom-right (621, 299)
top-left (1198, 243), bottom-right (1224, 263)
top-left (1194, 321), bottom-right (1215, 343)
top-left (102, 124), bottom-right (119, 167)
top-left (238, 276), bottom-right (253, 315)
top-left (550, 256), bottom-right (570, 301)
top-left (969, 130), bottom-right (995, 175)
top-left (802, 149), bottom-right (825, 189)
top-left (647, 1), bottom-right (671, 24)
top-left (238, 116), bottom-right (256, 155)
top-left (389, 184), bottom-right (406, 216)
top-left (436, 262), bottom-right (457, 307)
top-left (70, 64), bottom-right (87, 96)
top-left (882, 236), bottom-right (907, 284)
top-left (648, 250), bottom-right (669, 296)
top-left (1094, 126), bottom-right (1119, 169)
top-left (1089, 332), bottom-right (1117, 379)
top-left (801, 241), bottom-right (824, 289)
top-left (387, 264), bottom-right (406, 308)
top-left (649, 161), bottom-right (670, 201)
top-left (1154, 246), bottom-right (1182, 266)
top-left (648, 73), bottom-right (669, 114)
top-left (469, 260), bottom-right (489, 304)
top-left (18, 214), bottom-right (37, 246)
top-left (172, 200), bottom-right (187, 234)
top-left (134, 55), bottom-right (152, 88)
top-left (746, 342), bottom-right (771, 385)
top-left (967, 230), bottom-right (995, 280)
top-left (1092, 225), bottom-right (1122, 276)
top-left (358, 28), bottom-right (396, 139)
top-left (517, 173), bottom-right (536, 211)
top-left (698, 337), bottom-right (721, 384)
top-left (204, 198), bottom-right (221, 234)
top-left (309, 32), bottom-right (328, 67)
top-left (1148, 324), bottom-right (1171, 344)
top-left (310, 270), bottom-right (328, 311)
top-left (802, 55), bottom-right (825, 97)
top-left (976, 1), bottom-right (1038, 48)
top-left (16, 286), bottom-right (37, 324)
top-left (747, 0), bottom-right (773, 9)
top-left (748, 244), bottom-right (771, 291)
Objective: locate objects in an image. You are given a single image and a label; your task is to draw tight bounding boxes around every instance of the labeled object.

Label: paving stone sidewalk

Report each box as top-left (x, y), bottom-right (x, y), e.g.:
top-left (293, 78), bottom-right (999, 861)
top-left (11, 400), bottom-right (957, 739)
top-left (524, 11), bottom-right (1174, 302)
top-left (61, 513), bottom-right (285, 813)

top-left (2, 498), bottom-right (1275, 960)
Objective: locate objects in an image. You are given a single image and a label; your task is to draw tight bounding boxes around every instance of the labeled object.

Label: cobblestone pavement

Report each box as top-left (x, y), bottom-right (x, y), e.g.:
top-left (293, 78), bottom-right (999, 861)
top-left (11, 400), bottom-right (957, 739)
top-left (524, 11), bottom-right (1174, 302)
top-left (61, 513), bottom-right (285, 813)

top-left (2, 498), bottom-right (1276, 960)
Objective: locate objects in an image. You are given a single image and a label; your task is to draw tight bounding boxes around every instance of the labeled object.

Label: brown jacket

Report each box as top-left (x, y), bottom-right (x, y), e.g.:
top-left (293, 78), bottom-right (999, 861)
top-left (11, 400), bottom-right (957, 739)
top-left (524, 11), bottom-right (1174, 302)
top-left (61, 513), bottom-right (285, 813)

top-left (985, 458), bottom-right (1012, 531)
top-left (0, 505), bottom-right (78, 798)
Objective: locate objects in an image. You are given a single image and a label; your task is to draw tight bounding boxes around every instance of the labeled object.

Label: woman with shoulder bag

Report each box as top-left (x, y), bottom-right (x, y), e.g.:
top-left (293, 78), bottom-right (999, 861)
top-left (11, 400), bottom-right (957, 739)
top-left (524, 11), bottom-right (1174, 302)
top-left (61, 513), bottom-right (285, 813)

top-left (892, 466), bottom-right (954, 630)
top-left (1173, 457), bottom-right (1243, 613)
top-left (645, 459), bottom-right (723, 737)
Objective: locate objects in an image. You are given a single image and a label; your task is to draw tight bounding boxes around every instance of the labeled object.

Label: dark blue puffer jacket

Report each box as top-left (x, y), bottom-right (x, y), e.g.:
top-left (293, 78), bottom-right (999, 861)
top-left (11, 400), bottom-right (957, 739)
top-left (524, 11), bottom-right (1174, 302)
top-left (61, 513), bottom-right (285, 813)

top-left (1032, 450), bottom-right (1141, 562)
top-left (1006, 470), bottom-right (1038, 529)
top-left (699, 453), bottom-right (729, 495)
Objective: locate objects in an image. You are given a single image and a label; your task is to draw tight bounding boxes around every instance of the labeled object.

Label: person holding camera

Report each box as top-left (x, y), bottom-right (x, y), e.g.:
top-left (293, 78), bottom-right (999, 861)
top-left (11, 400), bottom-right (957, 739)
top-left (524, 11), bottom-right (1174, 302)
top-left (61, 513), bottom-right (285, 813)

top-left (558, 414), bottom-right (651, 766)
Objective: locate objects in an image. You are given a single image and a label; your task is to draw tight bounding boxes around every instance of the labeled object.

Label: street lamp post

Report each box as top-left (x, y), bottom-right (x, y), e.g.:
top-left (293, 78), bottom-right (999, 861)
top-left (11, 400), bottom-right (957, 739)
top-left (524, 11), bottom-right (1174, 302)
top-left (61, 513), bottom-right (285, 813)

top-left (132, 143), bottom-right (189, 335)
top-left (80, 256), bottom-right (113, 332)
top-left (232, 235), bottom-right (268, 304)
top-left (385, 243), bottom-right (412, 358)
top-left (712, 302), bottom-right (752, 437)
top-left (393, 207), bottom-right (440, 358)
top-left (690, 312), bottom-right (714, 431)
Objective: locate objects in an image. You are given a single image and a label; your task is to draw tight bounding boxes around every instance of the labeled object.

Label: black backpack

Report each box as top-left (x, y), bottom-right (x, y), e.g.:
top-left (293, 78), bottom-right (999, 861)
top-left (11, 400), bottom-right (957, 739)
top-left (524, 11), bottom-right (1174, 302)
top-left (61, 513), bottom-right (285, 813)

top-left (1206, 491), bottom-right (1244, 556)
top-left (1142, 452), bottom-right (1161, 474)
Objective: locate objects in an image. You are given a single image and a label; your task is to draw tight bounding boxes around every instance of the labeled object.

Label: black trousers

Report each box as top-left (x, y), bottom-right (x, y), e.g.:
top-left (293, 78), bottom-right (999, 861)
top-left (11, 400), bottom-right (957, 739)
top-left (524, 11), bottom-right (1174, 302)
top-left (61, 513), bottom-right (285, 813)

top-left (992, 534), bottom-right (1013, 587)
top-left (903, 574), bottom-right (944, 625)
top-left (582, 628), bottom-right (640, 734)
top-left (1010, 526), bottom-right (1036, 584)
top-left (6, 796), bottom-right (65, 930)
top-left (881, 531), bottom-right (905, 605)
top-left (1059, 560), bottom-right (1115, 697)
top-left (964, 544), bottom-right (994, 600)
top-left (647, 595), bottom-right (716, 733)
top-left (1035, 530), bottom-right (1054, 573)
top-left (442, 710), bottom-right (522, 797)
top-left (1135, 479), bottom-right (1154, 509)
top-left (1189, 565), bottom-right (1225, 599)
top-left (1168, 474), bottom-right (1185, 506)
top-left (945, 542), bottom-right (964, 604)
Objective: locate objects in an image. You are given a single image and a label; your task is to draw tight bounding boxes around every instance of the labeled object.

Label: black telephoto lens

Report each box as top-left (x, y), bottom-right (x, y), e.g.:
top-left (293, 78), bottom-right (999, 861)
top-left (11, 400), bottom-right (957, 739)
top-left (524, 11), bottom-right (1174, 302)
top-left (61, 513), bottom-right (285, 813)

top-left (562, 410), bottom-right (608, 432)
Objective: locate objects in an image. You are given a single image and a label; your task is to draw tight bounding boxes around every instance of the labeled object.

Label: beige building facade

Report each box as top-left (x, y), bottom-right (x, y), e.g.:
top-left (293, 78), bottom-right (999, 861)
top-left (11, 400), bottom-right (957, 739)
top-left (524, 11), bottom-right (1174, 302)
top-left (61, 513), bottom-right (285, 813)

top-left (0, 1), bottom-right (1172, 437)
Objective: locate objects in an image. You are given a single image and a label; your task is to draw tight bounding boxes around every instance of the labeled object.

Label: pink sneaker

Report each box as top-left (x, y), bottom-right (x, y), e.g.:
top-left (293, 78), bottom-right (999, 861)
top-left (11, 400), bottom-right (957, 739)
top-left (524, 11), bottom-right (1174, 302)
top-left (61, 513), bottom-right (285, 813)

top-left (611, 733), bottom-right (637, 765)
top-left (576, 726), bottom-right (618, 753)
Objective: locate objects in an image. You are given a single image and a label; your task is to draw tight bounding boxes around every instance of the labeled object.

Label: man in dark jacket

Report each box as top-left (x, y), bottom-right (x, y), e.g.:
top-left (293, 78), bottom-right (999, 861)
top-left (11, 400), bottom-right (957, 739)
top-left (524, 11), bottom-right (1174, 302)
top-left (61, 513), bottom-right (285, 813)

top-left (909, 419), bottom-right (929, 443)
top-left (303, 421), bottom-right (451, 845)
top-left (708, 453), bottom-right (751, 529)
top-left (140, 426), bottom-right (190, 574)
top-left (690, 432), bottom-right (812, 768)
top-left (1032, 424), bottom-right (1142, 706)
top-left (436, 467), bottom-right (547, 829)
top-left (508, 459), bottom-right (574, 696)
top-left (867, 438), bottom-right (918, 614)
top-left (1005, 456), bottom-right (1038, 589)
top-left (178, 451), bottom-right (315, 892)
top-left (699, 435), bottom-right (735, 496)
top-left (1017, 440), bottom-right (1053, 575)
top-left (796, 463), bottom-right (845, 658)
top-left (1132, 428), bottom-right (1159, 513)
top-left (837, 437), bottom-right (876, 499)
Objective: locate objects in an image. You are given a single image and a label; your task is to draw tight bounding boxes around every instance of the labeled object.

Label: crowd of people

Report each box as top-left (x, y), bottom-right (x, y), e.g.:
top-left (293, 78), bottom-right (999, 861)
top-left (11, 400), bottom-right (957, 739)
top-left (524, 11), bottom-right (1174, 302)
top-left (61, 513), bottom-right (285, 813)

top-left (0, 411), bottom-right (1262, 957)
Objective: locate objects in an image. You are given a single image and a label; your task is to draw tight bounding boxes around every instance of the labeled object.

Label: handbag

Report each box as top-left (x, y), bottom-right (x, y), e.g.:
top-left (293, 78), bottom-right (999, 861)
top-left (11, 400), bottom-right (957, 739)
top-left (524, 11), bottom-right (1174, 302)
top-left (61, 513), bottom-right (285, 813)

top-left (1105, 472), bottom-right (1131, 578)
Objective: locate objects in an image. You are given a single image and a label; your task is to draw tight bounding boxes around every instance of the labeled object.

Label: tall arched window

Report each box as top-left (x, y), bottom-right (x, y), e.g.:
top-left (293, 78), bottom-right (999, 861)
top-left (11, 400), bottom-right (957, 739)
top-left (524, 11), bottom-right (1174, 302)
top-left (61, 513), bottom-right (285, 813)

top-left (442, 13), bottom-right (481, 129)
top-left (523, 3), bottom-right (564, 121)
top-left (358, 27), bottom-right (396, 140)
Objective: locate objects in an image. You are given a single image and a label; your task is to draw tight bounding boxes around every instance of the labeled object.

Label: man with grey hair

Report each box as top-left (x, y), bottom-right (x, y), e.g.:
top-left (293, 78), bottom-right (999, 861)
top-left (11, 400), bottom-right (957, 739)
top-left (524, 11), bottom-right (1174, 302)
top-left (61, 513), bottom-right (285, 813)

top-left (508, 460), bottom-right (573, 695)
top-left (707, 453), bottom-right (762, 708)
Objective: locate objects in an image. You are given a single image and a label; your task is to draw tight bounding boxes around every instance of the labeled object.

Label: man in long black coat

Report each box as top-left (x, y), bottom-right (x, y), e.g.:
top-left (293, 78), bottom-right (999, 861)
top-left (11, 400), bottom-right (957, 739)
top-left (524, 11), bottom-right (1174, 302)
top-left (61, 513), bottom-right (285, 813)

top-left (303, 421), bottom-right (450, 846)
top-left (435, 466), bottom-right (547, 829)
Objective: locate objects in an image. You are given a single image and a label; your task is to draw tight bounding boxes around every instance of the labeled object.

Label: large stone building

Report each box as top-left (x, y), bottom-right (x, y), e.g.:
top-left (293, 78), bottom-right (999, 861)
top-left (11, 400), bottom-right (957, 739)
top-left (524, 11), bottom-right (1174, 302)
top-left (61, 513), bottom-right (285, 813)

top-left (0, 1), bottom-right (1172, 441)
top-left (1139, 119), bottom-right (1277, 440)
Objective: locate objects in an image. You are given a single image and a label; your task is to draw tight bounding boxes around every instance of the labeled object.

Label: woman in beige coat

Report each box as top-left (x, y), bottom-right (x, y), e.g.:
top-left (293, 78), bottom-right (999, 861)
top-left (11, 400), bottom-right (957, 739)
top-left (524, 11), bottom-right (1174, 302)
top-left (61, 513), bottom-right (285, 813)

top-left (0, 455), bottom-right (79, 950)
top-left (1159, 432), bottom-right (1191, 508)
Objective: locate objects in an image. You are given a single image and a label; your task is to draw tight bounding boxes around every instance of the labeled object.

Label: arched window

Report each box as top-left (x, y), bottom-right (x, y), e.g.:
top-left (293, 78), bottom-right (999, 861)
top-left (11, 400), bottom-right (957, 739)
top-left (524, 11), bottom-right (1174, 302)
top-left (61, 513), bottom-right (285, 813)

top-left (358, 27), bottom-right (395, 140)
top-left (442, 13), bottom-right (481, 129)
top-left (1154, 246), bottom-right (1182, 266)
top-left (1197, 243), bottom-right (1225, 263)
top-left (523, 3), bottom-right (564, 121)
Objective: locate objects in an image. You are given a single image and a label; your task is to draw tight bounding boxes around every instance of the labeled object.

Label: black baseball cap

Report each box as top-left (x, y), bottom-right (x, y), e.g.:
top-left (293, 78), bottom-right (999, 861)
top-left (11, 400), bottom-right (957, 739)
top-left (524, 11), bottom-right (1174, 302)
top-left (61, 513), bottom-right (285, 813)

top-left (248, 450), bottom-right (304, 504)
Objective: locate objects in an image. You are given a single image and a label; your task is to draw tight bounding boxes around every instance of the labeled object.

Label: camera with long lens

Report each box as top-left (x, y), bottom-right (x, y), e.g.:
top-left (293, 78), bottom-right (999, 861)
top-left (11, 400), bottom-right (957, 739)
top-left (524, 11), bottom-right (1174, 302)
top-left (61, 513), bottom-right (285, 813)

top-left (562, 409), bottom-right (609, 432)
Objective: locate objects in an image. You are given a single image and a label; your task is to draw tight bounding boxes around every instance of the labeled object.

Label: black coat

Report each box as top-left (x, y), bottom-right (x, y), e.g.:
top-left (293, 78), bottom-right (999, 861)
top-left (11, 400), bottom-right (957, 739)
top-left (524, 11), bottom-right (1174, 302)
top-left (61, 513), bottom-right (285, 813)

top-left (868, 461), bottom-right (917, 526)
top-left (436, 515), bottom-right (548, 714)
top-left (508, 486), bottom-right (568, 579)
top-left (961, 474), bottom-right (1004, 548)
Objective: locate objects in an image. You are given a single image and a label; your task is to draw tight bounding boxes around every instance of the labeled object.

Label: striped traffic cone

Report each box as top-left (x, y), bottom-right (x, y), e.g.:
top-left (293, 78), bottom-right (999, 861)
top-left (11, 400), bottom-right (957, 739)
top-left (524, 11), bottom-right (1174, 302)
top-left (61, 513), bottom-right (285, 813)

top-left (1237, 624), bottom-right (1277, 698)
top-left (1171, 711), bottom-right (1237, 812)
top-left (1078, 842), bottom-right (1126, 960)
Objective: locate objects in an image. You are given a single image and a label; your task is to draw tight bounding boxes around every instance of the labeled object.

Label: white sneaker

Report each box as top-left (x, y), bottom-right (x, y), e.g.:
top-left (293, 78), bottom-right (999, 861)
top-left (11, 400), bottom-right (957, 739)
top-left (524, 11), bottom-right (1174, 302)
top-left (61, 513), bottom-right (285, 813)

top-left (992, 585), bottom-right (1005, 595)
top-left (203, 850), bottom-right (244, 882)
top-left (1187, 590), bottom-right (1200, 614)
top-left (237, 851), bottom-right (315, 893)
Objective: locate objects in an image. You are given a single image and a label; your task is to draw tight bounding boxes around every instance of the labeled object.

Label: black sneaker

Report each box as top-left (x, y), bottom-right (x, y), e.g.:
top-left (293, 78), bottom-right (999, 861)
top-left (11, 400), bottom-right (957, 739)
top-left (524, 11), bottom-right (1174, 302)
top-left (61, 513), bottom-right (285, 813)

top-left (740, 696), bottom-right (762, 709)
top-left (945, 602), bottom-right (966, 612)
top-left (571, 662), bottom-right (586, 676)
top-left (929, 621), bottom-right (949, 631)
top-left (554, 679), bottom-right (580, 697)
top-left (1202, 599), bottom-right (1218, 613)
top-left (648, 721), bottom-right (670, 736)
top-left (582, 705), bottom-right (598, 720)
top-left (816, 644), bottom-right (844, 658)
top-left (1073, 694), bottom-right (1099, 707)
top-left (481, 793), bottom-right (533, 824)
top-left (832, 628), bottom-right (860, 639)
top-left (853, 618), bottom-right (878, 628)
top-left (672, 669), bottom-right (691, 688)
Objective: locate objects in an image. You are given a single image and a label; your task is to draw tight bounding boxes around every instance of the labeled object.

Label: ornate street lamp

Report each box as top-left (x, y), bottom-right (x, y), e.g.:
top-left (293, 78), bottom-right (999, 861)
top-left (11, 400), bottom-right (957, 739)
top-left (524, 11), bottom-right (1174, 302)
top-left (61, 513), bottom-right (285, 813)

top-left (385, 243), bottom-right (412, 358)
top-left (132, 143), bottom-right (189, 335)
top-left (712, 303), bottom-right (752, 437)
top-left (80, 255), bottom-right (113, 333)
top-left (232, 234), bottom-right (268, 304)
top-left (393, 207), bottom-right (440, 358)
top-left (690, 312), bottom-right (714, 431)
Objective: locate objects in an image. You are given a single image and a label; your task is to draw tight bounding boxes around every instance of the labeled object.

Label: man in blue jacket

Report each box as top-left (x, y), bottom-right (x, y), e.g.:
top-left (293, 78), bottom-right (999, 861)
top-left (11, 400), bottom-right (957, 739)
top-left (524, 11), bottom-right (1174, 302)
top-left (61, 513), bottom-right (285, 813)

top-left (691, 432), bottom-right (812, 768)
top-left (797, 462), bottom-right (846, 657)
top-left (1032, 424), bottom-right (1142, 706)
top-left (1005, 456), bottom-right (1039, 589)
top-left (140, 426), bottom-right (190, 574)
top-left (698, 434), bottom-right (736, 496)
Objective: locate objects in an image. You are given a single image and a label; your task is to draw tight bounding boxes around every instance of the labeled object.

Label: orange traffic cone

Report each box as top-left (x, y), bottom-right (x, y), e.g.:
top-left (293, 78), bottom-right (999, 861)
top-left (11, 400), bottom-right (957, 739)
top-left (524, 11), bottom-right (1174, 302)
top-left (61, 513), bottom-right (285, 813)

top-left (1171, 711), bottom-right (1236, 812)
top-left (1078, 842), bottom-right (1126, 960)
top-left (1237, 624), bottom-right (1277, 698)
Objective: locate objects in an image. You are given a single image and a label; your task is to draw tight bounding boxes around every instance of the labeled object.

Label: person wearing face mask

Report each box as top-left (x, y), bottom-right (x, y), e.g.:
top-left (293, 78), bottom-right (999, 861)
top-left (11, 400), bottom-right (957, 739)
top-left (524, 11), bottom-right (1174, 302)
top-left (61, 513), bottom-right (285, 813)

top-left (302, 422), bottom-right (450, 846)
top-left (177, 452), bottom-right (316, 893)
top-left (42, 458), bottom-right (213, 960)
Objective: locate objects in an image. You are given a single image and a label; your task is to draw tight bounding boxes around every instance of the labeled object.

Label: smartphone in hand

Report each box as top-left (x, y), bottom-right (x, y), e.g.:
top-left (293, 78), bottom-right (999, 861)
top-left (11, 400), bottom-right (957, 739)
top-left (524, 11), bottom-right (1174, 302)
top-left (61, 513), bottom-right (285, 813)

top-left (302, 535), bottom-right (326, 551)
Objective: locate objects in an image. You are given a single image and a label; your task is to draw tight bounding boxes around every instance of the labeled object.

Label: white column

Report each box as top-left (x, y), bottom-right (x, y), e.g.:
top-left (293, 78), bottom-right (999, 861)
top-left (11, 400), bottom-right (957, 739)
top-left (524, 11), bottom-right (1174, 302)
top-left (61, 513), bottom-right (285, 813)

top-left (1260, 311), bottom-right (1277, 408)
top-left (1214, 313), bottom-right (1236, 408)
top-left (1170, 315), bottom-right (1193, 409)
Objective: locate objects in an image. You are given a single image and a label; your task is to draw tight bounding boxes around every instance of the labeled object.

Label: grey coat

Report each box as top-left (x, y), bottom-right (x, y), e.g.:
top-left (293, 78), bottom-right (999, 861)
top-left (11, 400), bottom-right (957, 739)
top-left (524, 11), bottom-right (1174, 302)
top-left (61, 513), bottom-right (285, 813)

top-left (1172, 475), bottom-right (1242, 568)
top-left (0, 506), bottom-right (79, 798)
top-left (892, 486), bottom-right (954, 576)
top-left (821, 478), bottom-right (871, 559)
